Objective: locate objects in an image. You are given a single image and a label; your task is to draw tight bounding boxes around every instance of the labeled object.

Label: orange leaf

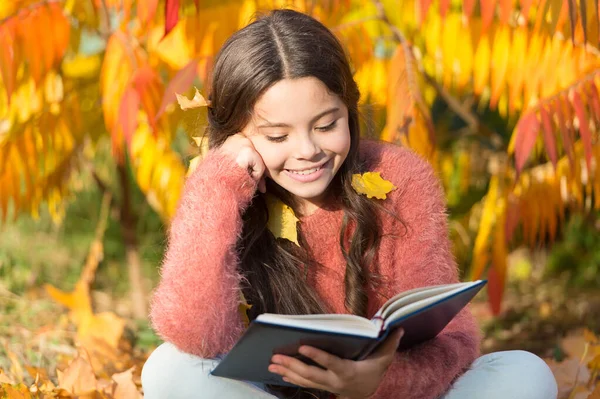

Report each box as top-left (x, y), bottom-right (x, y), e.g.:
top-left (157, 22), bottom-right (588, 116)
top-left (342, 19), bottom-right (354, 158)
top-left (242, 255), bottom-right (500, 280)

top-left (419, 0), bottom-right (434, 24)
top-left (499, 0), bottom-right (513, 24)
top-left (137, 0), bottom-right (159, 27)
top-left (48, 3), bottom-right (70, 63)
top-left (118, 87), bottom-right (140, 148)
top-left (17, 13), bottom-right (43, 85)
top-left (514, 112), bottom-right (540, 174)
top-left (35, 5), bottom-right (54, 72)
top-left (132, 66), bottom-right (163, 134)
top-left (439, 0), bottom-right (451, 18)
top-left (57, 354), bottom-right (98, 396)
top-left (540, 106), bottom-right (558, 168)
top-left (464, 0), bottom-right (477, 18)
top-left (112, 368), bottom-right (142, 399)
top-left (383, 43), bottom-right (431, 145)
top-left (481, 0), bottom-right (498, 34)
top-left (0, 20), bottom-right (16, 102)
top-left (520, 0), bottom-right (534, 17)
top-left (572, 90), bottom-right (593, 171)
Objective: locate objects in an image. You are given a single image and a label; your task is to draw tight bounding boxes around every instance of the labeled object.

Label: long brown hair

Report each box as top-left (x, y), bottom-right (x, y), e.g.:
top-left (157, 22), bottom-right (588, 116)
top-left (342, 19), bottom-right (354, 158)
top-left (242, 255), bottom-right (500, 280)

top-left (205, 9), bottom-right (384, 397)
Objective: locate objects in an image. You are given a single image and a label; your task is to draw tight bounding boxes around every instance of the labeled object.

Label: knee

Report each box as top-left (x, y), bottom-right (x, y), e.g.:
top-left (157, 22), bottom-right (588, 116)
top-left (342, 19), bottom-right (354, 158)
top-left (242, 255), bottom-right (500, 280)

top-left (489, 350), bottom-right (558, 399)
top-left (141, 342), bottom-right (218, 399)
top-left (141, 342), bottom-right (174, 397)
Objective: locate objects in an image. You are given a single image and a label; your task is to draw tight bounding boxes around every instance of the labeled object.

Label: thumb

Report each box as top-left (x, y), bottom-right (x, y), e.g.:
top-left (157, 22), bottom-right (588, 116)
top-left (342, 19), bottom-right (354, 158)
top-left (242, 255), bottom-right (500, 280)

top-left (371, 328), bottom-right (404, 358)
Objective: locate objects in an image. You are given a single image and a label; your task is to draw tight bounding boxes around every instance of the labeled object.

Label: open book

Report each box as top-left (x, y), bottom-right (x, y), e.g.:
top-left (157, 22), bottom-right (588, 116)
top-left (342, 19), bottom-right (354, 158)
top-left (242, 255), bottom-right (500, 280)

top-left (211, 280), bottom-right (486, 386)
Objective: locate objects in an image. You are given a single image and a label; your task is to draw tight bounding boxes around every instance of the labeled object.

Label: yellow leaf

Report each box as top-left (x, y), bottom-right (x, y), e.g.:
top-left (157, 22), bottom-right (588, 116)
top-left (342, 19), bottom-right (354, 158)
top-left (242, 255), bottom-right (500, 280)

top-left (351, 172), bottom-right (397, 200)
top-left (175, 88), bottom-right (210, 110)
top-left (265, 194), bottom-right (299, 246)
top-left (61, 54), bottom-right (101, 79)
top-left (238, 291), bottom-right (252, 329)
top-left (589, 354), bottom-right (600, 372)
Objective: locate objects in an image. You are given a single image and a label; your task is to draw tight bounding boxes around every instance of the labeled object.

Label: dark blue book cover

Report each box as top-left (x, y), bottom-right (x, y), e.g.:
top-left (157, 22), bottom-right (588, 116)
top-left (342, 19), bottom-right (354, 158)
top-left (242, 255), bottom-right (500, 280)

top-left (211, 280), bottom-right (486, 386)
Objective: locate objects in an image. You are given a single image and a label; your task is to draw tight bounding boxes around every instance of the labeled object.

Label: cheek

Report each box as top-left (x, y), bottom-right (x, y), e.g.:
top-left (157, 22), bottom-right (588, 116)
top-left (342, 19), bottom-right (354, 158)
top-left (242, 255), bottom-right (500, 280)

top-left (253, 144), bottom-right (287, 174)
top-left (330, 129), bottom-right (351, 159)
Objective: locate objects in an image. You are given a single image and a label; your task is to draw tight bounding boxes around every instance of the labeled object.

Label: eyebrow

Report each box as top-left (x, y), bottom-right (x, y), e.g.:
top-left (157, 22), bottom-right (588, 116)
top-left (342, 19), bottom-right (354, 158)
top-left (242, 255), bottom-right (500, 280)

top-left (256, 107), bottom-right (340, 129)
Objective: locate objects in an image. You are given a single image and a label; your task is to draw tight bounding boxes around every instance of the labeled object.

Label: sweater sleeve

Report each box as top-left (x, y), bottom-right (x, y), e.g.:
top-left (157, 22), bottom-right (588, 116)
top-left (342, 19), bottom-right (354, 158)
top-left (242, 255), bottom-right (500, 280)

top-left (149, 149), bottom-right (257, 357)
top-left (370, 147), bottom-right (481, 399)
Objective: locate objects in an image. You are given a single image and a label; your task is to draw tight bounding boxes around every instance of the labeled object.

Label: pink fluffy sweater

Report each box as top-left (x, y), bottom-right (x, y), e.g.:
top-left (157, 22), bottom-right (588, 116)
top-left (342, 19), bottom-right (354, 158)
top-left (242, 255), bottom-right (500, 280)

top-left (149, 140), bottom-right (481, 399)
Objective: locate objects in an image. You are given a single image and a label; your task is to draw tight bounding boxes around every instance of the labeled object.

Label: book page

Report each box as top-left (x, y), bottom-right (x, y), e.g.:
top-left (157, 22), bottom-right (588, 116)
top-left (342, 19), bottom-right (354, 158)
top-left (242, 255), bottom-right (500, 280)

top-left (256, 313), bottom-right (380, 338)
top-left (382, 281), bottom-right (482, 329)
top-left (373, 282), bottom-right (471, 320)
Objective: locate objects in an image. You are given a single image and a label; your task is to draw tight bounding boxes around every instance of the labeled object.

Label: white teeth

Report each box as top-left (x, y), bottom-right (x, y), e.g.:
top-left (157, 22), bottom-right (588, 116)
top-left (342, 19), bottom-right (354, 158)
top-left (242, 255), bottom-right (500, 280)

top-left (288, 166), bottom-right (320, 175)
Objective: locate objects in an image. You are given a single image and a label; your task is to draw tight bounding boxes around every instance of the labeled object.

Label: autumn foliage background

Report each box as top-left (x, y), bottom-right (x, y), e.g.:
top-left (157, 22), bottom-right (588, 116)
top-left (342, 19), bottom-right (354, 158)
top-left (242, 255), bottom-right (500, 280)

top-left (1, 0), bottom-right (600, 397)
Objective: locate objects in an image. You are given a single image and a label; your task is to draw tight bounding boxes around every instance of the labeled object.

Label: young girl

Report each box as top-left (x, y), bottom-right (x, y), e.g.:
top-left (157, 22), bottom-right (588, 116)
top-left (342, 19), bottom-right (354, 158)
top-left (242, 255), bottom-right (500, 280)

top-left (142, 9), bottom-right (557, 399)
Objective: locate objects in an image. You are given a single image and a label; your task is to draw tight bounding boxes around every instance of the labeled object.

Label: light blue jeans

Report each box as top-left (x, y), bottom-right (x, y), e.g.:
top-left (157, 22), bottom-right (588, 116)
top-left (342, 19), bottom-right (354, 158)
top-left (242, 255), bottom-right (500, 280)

top-left (142, 342), bottom-right (558, 399)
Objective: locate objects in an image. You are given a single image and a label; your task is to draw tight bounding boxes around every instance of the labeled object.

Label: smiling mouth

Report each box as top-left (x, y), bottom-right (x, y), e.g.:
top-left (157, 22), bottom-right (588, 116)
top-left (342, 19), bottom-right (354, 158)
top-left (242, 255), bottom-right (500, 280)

top-left (285, 160), bottom-right (329, 175)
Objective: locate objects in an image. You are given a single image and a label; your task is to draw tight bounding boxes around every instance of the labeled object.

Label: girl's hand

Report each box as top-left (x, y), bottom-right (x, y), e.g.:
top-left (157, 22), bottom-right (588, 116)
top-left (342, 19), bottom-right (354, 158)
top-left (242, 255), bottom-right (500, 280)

top-left (268, 328), bottom-right (404, 399)
top-left (220, 133), bottom-right (266, 193)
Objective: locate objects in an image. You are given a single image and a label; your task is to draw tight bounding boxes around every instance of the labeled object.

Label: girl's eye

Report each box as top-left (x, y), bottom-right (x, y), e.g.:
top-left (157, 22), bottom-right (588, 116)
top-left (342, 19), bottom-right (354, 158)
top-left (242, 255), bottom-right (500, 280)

top-left (266, 135), bottom-right (287, 143)
top-left (315, 120), bottom-right (337, 132)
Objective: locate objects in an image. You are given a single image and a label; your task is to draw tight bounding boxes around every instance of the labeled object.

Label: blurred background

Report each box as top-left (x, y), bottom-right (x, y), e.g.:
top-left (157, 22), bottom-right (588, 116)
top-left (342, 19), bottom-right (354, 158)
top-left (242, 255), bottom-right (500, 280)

top-left (0, 0), bottom-right (599, 397)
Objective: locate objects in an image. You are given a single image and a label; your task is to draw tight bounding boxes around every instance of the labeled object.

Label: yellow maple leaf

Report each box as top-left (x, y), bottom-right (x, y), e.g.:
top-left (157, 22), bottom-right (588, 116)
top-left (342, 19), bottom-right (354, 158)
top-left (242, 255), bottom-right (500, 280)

top-left (265, 194), bottom-right (300, 246)
top-left (239, 291), bottom-right (253, 329)
top-left (175, 87), bottom-right (210, 110)
top-left (351, 172), bottom-right (397, 199)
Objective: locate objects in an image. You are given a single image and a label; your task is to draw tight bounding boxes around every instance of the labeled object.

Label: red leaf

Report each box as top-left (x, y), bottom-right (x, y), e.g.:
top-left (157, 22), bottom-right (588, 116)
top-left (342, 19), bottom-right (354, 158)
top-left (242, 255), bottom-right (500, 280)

top-left (487, 265), bottom-right (505, 315)
top-left (440, 0), bottom-right (451, 18)
top-left (0, 20), bottom-right (16, 103)
top-left (481, 0), bottom-right (498, 34)
top-left (118, 87), bottom-right (140, 149)
top-left (499, 0), bottom-right (512, 23)
top-left (586, 82), bottom-right (600, 127)
top-left (156, 59), bottom-right (199, 119)
top-left (164, 0), bottom-right (180, 38)
top-left (505, 199), bottom-right (520, 243)
top-left (464, 0), bottom-right (477, 18)
top-left (554, 97), bottom-right (574, 166)
top-left (572, 91), bottom-right (593, 171)
top-left (514, 112), bottom-right (540, 174)
top-left (194, 0), bottom-right (200, 12)
top-left (540, 106), bottom-right (558, 168)
top-left (138, 0), bottom-right (159, 26)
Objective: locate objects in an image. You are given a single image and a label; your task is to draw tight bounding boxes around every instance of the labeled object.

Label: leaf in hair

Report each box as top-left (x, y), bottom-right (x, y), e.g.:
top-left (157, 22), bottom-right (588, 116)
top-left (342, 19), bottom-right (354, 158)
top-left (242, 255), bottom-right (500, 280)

top-left (239, 291), bottom-right (252, 328)
top-left (351, 172), bottom-right (397, 200)
top-left (265, 194), bottom-right (300, 246)
top-left (175, 87), bottom-right (210, 110)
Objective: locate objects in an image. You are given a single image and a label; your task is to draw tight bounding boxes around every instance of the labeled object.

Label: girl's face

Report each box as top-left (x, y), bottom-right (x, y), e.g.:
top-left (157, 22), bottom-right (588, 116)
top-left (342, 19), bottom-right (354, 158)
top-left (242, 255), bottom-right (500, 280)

top-left (243, 77), bottom-right (351, 214)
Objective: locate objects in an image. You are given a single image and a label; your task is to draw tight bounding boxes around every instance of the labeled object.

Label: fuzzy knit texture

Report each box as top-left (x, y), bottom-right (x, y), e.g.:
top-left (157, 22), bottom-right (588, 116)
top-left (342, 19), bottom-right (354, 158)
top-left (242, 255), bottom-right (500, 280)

top-left (149, 139), bottom-right (482, 399)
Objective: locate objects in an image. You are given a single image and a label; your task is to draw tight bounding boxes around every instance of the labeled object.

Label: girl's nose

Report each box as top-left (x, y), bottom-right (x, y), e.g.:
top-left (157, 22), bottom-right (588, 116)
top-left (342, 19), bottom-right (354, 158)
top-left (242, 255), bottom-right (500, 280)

top-left (295, 134), bottom-right (320, 160)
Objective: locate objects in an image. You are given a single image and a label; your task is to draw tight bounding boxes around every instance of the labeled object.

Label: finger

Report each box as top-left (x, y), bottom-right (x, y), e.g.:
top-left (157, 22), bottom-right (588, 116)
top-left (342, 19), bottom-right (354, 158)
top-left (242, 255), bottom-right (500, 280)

top-left (268, 364), bottom-right (330, 391)
top-left (249, 156), bottom-right (265, 182)
top-left (370, 328), bottom-right (404, 359)
top-left (270, 355), bottom-right (331, 387)
top-left (298, 346), bottom-right (346, 374)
